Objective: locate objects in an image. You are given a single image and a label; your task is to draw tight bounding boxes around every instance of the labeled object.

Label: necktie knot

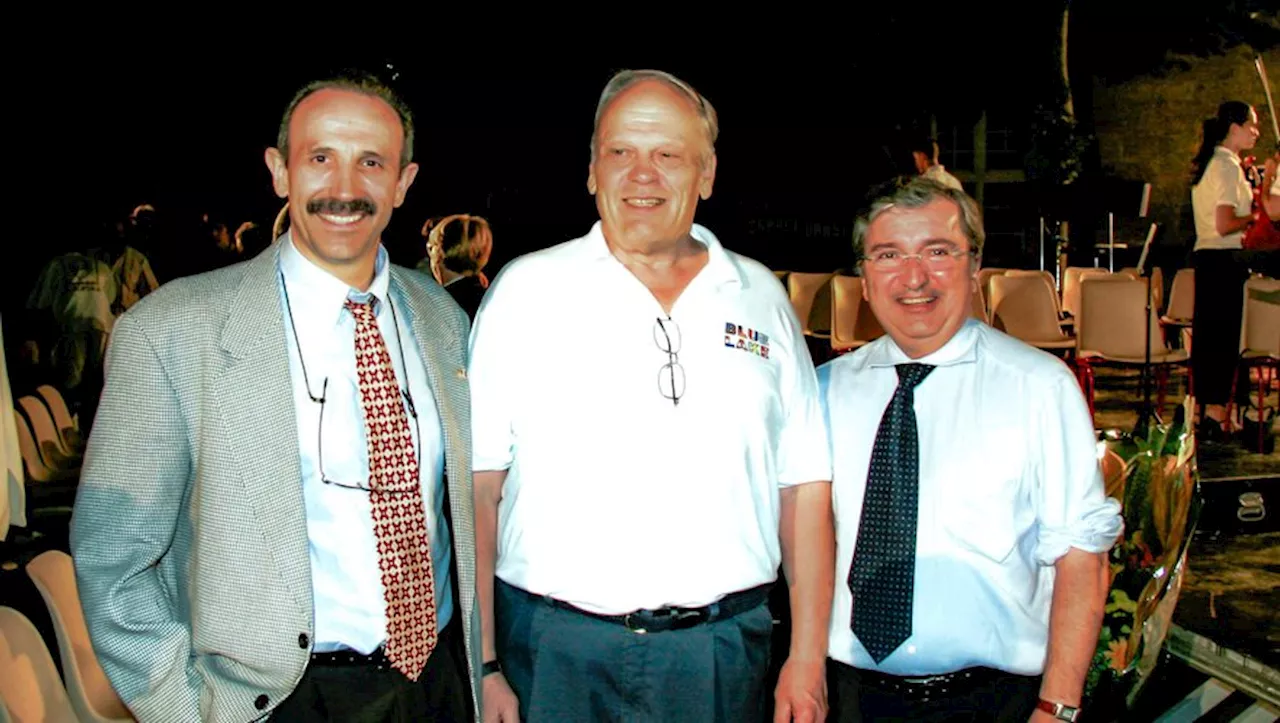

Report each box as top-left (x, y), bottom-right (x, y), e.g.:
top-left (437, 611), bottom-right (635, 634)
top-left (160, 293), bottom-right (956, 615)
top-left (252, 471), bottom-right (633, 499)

top-left (344, 297), bottom-right (376, 322)
top-left (895, 363), bottom-right (935, 390)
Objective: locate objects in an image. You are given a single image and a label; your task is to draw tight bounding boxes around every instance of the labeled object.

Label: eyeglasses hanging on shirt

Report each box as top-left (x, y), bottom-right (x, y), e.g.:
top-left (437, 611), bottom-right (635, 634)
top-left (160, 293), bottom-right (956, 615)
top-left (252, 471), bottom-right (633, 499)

top-left (280, 272), bottom-right (420, 494)
top-left (654, 316), bottom-right (685, 406)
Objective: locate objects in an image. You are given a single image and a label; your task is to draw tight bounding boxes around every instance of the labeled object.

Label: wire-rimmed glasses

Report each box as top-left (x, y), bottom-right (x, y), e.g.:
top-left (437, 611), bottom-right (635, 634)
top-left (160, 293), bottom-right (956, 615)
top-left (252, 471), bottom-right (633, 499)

top-left (280, 272), bottom-right (422, 495)
top-left (654, 316), bottom-right (685, 406)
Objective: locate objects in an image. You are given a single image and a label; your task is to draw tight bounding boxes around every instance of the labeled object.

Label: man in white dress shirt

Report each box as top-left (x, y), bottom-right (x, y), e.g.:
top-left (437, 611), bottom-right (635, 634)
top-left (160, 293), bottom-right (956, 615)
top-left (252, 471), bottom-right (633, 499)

top-left (818, 177), bottom-right (1122, 722)
top-left (470, 69), bottom-right (834, 723)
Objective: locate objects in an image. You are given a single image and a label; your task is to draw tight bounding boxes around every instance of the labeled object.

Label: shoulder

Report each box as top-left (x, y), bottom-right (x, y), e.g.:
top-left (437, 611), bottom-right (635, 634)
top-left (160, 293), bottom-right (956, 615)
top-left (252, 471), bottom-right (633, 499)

top-left (117, 260), bottom-right (250, 337)
top-left (720, 247), bottom-right (791, 305)
top-left (390, 264), bottom-right (470, 339)
top-left (973, 324), bottom-right (1078, 390)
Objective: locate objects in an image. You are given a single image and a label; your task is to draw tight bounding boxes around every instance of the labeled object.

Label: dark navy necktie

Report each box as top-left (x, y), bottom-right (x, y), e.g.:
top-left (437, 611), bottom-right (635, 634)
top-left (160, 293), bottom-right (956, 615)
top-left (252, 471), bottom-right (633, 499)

top-left (848, 362), bottom-right (935, 664)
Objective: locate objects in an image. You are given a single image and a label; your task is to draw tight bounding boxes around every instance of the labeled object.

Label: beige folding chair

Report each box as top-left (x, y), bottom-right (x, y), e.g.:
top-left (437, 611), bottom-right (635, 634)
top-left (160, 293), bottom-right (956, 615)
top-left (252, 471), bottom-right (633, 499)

top-left (13, 410), bottom-right (71, 485)
top-left (989, 275), bottom-right (1075, 354)
top-left (977, 267), bottom-right (1006, 310)
top-left (17, 397), bottom-right (80, 471)
top-left (27, 551), bottom-right (135, 722)
top-left (34, 386), bottom-right (82, 452)
top-left (0, 606), bottom-right (79, 723)
top-left (1005, 269), bottom-right (1061, 315)
top-left (787, 272), bottom-right (835, 339)
top-left (1075, 278), bottom-right (1190, 419)
top-left (1061, 268), bottom-right (1113, 323)
top-left (1226, 277), bottom-right (1280, 452)
top-left (831, 277), bottom-right (889, 353)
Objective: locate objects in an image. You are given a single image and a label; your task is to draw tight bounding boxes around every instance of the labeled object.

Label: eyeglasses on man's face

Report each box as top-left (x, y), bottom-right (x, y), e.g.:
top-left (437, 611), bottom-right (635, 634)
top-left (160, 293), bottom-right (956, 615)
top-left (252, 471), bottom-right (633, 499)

top-left (863, 244), bottom-right (976, 273)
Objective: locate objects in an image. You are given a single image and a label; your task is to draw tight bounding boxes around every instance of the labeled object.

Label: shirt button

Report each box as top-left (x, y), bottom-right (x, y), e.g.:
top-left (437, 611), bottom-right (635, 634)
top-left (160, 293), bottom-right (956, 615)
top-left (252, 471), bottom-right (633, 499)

top-left (254, 694), bottom-right (268, 710)
top-left (298, 633), bottom-right (309, 649)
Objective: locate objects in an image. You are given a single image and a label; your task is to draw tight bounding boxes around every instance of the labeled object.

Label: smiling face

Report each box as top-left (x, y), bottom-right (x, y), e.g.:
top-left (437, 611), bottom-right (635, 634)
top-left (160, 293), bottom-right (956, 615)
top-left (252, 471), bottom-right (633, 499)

top-left (860, 197), bottom-right (978, 359)
top-left (1225, 106), bottom-right (1260, 153)
top-left (265, 88), bottom-right (418, 289)
top-left (587, 80), bottom-right (716, 253)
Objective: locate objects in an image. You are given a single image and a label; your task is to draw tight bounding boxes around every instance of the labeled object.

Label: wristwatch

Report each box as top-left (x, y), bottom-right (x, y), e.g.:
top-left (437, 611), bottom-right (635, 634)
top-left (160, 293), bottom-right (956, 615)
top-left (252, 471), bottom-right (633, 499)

top-left (1037, 699), bottom-right (1081, 722)
top-left (482, 659), bottom-right (503, 678)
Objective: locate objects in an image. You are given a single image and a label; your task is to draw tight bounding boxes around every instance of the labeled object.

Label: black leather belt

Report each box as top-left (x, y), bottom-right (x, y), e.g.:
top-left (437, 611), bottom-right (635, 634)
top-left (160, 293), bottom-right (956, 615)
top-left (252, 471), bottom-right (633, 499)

top-left (850, 664), bottom-right (1009, 701)
top-left (310, 645), bottom-right (392, 669)
top-left (526, 583), bottom-right (773, 634)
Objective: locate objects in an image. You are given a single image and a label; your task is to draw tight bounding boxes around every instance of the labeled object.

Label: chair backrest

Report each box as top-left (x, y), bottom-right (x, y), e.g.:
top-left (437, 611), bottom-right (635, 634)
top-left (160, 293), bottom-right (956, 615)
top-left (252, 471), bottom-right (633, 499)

top-left (1165, 269), bottom-right (1194, 322)
top-left (34, 386), bottom-right (79, 448)
top-left (0, 606), bottom-right (79, 723)
top-left (27, 551), bottom-right (134, 722)
top-left (830, 276), bottom-right (863, 351)
top-left (1078, 278), bottom-right (1166, 358)
top-left (1240, 276), bottom-right (1280, 358)
top-left (787, 272), bottom-right (835, 336)
top-left (17, 397), bottom-right (74, 466)
top-left (977, 268), bottom-right (1006, 309)
top-left (1063, 268), bottom-right (1114, 319)
top-left (1006, 269), bottom-right (1060, 314)
top-left (13, 410), bottom-right (55, 484)
top-left (989, 275), bottom-right (1069, 343)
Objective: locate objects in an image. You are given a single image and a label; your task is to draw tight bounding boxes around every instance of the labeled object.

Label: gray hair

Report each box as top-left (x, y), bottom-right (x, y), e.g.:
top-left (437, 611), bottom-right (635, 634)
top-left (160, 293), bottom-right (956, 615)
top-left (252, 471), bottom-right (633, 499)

top-left (852, 176), bottom-right (985, 266)
top-left (590, 69), bottom-right (719, 165)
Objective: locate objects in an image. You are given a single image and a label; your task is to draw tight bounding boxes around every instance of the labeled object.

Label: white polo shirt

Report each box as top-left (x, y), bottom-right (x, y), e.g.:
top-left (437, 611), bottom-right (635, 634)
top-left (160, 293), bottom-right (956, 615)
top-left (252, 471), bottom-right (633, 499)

top-left (469, 221), bottom-right (832, 615)
top-left (1192, 146), bottom-right (1251, 251)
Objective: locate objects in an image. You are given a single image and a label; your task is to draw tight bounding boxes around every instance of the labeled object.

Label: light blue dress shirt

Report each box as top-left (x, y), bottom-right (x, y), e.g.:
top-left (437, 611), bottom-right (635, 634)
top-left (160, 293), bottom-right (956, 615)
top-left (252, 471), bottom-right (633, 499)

top-left (278, 236), bottom-right (453, 653)
top-left (819, 319), bottom-right (1122, 676)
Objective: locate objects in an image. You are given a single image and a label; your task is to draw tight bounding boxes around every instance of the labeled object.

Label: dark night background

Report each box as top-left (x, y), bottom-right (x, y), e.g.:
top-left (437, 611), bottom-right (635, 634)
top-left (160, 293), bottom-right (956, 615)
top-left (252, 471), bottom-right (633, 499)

top-left (10, 2), bottom-right (1279, 322)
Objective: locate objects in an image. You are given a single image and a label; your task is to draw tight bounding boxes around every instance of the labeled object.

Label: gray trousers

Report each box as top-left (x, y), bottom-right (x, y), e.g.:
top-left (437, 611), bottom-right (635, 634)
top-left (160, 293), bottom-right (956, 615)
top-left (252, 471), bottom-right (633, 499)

top-left (496, 579), bottom-right (773, 723)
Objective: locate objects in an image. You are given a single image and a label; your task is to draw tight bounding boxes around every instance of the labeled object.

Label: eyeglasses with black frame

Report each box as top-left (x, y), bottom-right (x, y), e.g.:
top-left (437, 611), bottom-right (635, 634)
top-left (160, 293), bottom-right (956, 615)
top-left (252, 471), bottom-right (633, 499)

top-left (281, 273), bottom-right (421, 494)
top-left (654, 316), bottom-right (685, 406)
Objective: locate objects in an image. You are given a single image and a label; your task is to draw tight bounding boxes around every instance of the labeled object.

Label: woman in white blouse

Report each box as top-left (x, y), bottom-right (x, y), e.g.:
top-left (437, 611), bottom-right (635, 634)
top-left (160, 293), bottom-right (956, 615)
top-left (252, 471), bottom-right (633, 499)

top-left (1189, 100), bottom-right (1260, 438)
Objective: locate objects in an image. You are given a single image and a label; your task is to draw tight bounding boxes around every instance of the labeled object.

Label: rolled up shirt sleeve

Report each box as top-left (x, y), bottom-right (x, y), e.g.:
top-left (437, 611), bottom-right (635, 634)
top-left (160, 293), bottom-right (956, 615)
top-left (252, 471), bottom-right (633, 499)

top-left (1032, 371), bottom-right (1123, 565)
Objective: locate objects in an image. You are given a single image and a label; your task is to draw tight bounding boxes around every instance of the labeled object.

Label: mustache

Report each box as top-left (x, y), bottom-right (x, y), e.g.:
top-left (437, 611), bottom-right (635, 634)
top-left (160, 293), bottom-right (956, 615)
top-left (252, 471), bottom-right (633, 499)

top-left (305, 198), bottom-right (377, 216)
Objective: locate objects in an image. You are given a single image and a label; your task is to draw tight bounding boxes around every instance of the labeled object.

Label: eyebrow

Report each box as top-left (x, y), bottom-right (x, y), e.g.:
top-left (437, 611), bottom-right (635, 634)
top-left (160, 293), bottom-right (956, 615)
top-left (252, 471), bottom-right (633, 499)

top-left (303, 145), bottom-right (389, 162)
top-left (867, 238), bottom-right (963, 252)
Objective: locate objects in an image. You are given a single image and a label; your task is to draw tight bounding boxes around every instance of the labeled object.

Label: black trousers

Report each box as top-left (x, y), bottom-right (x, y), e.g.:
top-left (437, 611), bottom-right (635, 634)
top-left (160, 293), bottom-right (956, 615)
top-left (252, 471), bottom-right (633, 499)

top-left (272, 616), bottom-right (471, 723)
top-left (827, 658), bottom-right (1041, 723)
top-left (496, 579), bottom-right (774, 723)
top-left (1192, 248), bottom-right (1251, 406)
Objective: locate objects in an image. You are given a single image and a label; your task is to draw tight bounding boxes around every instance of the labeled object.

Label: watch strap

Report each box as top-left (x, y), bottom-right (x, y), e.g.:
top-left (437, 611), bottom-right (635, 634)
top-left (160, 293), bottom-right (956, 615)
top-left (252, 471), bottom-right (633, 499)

top-left (482, 659), bottom-right (503, 678)
top-left (1037, 699), bottom-right (1080, 721)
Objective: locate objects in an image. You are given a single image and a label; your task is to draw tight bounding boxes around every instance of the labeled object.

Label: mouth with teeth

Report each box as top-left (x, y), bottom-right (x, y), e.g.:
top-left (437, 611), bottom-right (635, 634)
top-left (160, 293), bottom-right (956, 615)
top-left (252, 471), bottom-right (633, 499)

top-left (305, 198), bottom-right (377, 228)
top-left (896, 295), bottom-right (938, 310)
top-left (623, 197), bottom-right (666, 208)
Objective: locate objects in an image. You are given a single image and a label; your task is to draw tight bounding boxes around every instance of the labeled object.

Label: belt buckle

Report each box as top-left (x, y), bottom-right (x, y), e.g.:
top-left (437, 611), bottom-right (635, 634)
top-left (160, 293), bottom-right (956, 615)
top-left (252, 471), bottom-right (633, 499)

top-left (623, 612), bottom-right (648, 634)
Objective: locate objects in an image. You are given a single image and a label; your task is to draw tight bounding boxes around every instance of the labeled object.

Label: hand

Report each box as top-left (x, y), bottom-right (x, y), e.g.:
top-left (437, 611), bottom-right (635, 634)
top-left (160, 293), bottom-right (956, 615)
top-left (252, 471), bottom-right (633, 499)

top-left (482, 672), bottom-right (520, 723)
top-left (773, 658), bottom-right (827, 723)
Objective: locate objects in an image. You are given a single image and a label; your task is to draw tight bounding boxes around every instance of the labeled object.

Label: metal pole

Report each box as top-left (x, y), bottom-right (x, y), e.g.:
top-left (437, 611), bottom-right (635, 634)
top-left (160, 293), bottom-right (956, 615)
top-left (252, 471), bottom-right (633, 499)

top-left (1039, 217), bottom-right (1046, 271)
top-left (1108, 212), bottom-right (1115, 272)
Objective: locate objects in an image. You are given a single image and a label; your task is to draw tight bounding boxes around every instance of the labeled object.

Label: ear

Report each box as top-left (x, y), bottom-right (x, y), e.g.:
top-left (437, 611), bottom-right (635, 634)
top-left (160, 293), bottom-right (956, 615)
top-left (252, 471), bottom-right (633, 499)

top-left (265, 147), bottom-right (289, 199)
top-left (698, 153), bottom-right (717, 200)
top-left (861, 274), bottom-right (870, 303)
top-left (586, 162), bottom-right (597, 196)
top-left (393, 162), bottom-right (420, 208)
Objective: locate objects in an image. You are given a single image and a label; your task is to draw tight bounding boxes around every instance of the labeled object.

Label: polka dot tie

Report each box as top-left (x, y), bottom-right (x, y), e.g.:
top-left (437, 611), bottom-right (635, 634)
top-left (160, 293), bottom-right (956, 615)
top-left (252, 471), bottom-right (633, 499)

top-left (346, 298), bottom-right (438, 681)
top-left (848, 362), bottom-right (935, 664)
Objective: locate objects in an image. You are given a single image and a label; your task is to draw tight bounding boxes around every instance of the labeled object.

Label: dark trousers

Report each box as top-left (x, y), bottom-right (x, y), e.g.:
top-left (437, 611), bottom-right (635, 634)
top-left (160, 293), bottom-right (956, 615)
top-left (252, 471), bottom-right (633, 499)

top-left (495, 579), bottom-right (774, 723)
top-left (272, 616), bottom-right (471, 723)
top-left (1192, 249), bottom-right (1251, 406)
top-left (827, 658), bottom-right (1040, 723)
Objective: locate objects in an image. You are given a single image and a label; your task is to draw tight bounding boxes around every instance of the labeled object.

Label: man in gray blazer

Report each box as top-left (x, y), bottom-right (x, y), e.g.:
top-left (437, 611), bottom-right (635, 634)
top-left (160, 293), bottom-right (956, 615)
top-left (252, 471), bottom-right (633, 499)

top-left (70, 70), bottom-right (483, 722)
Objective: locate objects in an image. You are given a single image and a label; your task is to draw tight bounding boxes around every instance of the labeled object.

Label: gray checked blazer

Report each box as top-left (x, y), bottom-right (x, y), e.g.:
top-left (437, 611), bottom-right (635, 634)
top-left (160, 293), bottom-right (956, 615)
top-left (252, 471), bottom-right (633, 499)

top-left (69, 238), bottom-right (482, 722)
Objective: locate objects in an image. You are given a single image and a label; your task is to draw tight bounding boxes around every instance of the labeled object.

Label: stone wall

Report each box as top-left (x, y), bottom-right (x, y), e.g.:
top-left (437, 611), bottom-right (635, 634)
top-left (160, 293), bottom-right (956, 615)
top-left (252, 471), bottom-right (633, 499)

top-left (1092, 46), bottom-right (1280, 253)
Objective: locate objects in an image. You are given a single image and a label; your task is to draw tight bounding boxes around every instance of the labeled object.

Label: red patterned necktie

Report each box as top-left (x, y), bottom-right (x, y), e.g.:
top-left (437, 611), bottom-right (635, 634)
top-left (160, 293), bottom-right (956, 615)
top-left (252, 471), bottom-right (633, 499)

top-left (345, 298), bottom-right (437, 680)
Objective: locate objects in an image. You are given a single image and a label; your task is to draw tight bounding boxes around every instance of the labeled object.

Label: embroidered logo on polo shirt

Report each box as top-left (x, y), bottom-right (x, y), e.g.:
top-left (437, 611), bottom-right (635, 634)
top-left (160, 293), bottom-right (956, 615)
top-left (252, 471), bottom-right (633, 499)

top-left (724, 322), bottom-right (770, 359)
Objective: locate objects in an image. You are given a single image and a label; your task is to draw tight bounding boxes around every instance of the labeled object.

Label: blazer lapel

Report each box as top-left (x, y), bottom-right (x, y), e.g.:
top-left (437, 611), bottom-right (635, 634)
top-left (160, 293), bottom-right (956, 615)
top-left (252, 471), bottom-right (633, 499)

top-left (215, 241), bottom-right (311, 618)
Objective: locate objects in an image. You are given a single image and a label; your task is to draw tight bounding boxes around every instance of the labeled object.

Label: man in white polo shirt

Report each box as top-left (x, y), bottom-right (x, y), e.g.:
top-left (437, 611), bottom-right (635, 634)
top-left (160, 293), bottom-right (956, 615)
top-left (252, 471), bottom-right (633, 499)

top-left (819, 176), bottom-right (1122, 722)
top-left (468, 69), bottom-right (834, 723)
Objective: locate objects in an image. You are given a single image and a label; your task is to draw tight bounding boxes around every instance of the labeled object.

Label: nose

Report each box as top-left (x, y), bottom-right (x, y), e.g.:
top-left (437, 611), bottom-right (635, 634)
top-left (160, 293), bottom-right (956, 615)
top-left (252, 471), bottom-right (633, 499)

top-left (900, 257), bottom-right (929, 288)
top-left (332, 160), bottom-right (358, 199)
top-left (628, 155), bottom-right (658, 184)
